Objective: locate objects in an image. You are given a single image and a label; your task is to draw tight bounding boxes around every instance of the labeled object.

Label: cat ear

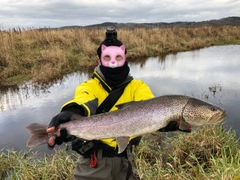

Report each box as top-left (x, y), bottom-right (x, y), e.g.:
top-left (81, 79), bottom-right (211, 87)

top-left (101, 44), bottom-right (107, 51)
top-left (120, 45), bottom-right (125, 51)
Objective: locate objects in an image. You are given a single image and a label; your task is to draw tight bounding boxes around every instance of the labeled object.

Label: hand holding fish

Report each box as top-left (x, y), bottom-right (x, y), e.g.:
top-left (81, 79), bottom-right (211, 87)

top-left (47, 106), bottom-right (84, 147)
top-left (47, 111), bottom-right (76, 148)
top-left (26, 95), bottom-right (226, 153)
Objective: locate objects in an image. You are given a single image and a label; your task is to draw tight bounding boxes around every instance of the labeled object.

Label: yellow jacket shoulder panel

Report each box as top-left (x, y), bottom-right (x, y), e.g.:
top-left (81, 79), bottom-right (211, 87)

top-left (62, 77), bottom-right (154, 148)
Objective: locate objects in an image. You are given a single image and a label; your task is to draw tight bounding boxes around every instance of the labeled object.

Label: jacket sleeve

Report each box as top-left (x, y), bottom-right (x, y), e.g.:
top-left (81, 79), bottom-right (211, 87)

top-left (132, 80), bottom-right (155, 101)
top-left (61, 80), bottom-right (99, 116)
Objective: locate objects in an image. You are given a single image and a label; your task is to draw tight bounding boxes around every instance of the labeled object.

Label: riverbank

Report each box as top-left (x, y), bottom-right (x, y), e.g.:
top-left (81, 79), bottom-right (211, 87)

top-left (1, 25), bottom-right (240, 87)
top-left (1, 125), bottom-right (239, 179)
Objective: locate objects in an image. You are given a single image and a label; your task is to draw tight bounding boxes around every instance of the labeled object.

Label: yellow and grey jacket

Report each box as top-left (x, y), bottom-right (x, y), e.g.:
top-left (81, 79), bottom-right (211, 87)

top-left (61, 65), bottom-right (154, 148)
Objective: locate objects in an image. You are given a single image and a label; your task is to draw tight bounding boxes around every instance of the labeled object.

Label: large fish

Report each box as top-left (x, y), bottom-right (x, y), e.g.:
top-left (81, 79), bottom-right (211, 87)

top-left (26, 95), bottom-right (226, 153)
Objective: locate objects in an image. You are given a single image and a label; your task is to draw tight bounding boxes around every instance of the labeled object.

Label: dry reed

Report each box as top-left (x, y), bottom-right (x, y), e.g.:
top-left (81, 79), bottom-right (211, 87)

top-left (0, 26), bottom-right (240, 86)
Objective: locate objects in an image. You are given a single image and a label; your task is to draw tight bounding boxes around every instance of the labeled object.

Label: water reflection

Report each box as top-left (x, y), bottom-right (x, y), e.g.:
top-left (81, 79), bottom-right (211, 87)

top-left (0, 72), bottom-right (91, 153)
top-left (129, 45), bottom-right (240, 139)
top-left (0, 45), bottom-right (239, 153)
top-left (0, 72), bottom-right (92, 112)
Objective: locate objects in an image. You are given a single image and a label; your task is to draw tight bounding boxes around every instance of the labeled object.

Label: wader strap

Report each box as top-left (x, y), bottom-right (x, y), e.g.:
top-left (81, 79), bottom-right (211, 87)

top-left (126, 161), bottom-right (132, 180)
top-left (125, 146), bottom-right (133, 180)
top-left (93, 72), bottom-right (133, 114)
top-left (97, 149), bottom-right (103, 159)
top-left (96, 80), bottom-right (132, 114)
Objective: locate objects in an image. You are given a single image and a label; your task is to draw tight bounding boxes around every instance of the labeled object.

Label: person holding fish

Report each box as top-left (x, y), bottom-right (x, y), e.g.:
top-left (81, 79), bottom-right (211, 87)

top-left (45, 30), bottom-right (188, 180)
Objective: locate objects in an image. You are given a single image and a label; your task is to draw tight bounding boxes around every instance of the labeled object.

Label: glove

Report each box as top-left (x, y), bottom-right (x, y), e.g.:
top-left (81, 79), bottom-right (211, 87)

top-left (49, 111), bottom-right (74, 130)
top-left (129, 136), bottom-right (142, 146)
top-left (158, 121), bottom-right (191, 133)
top-left (54, 128), bottom-right (75, 145)
top-left (48, 106), bottom-right (84, 148)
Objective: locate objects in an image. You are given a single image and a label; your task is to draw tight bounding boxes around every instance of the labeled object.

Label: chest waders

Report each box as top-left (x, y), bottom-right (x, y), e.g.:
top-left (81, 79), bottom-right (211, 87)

top-left (94, 76), bottom-right (134, 180)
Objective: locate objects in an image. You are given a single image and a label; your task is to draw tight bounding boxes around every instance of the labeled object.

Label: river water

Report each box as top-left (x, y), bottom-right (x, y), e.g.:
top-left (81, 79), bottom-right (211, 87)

top-left (0, 45), bottom-right (239, 153)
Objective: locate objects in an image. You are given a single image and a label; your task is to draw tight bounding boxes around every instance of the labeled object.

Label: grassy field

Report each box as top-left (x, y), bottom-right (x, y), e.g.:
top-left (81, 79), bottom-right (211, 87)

top-left (0, 125), bottom-right (239, 180)
top-left (0, 25), bottom-right (240, 86)
top-left (1, 26), bottom-right (240, 179)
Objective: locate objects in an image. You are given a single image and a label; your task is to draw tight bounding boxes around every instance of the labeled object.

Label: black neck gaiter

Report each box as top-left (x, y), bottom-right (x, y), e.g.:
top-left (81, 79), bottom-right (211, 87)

top-left (100, 61), bottom-right (130, 88)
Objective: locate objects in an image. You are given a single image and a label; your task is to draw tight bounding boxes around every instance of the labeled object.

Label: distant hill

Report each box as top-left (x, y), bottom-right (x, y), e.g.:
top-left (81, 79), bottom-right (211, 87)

top-left (60, 16), bottom-right (240, 29)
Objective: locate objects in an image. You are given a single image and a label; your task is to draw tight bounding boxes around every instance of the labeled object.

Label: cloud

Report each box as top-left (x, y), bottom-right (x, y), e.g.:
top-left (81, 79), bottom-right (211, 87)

top-left (0, 0), bottom-right (239, 29)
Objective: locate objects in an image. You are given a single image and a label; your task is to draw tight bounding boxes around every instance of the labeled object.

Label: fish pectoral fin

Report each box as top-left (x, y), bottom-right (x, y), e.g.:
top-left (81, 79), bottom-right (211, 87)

top-left (116, 136), bottom-right (130, 154)
top-left (179, 120), bottom-right (192, 131)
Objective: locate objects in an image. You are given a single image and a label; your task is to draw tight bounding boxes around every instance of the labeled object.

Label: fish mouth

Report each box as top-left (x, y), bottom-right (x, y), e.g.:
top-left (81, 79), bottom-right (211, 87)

top-left (220, 110), bottom-right (227, 120)
top-left (211, 110), bottom-right (227, 123)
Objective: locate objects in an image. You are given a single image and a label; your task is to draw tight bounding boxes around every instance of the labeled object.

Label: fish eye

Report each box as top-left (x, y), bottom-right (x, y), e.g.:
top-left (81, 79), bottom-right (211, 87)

top-left (210, 107), bottom-right (217, 111)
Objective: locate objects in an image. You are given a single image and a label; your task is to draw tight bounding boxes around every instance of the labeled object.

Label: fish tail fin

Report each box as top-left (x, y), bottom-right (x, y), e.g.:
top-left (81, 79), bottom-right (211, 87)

top-left (26, 123), bottom-right (49, 147)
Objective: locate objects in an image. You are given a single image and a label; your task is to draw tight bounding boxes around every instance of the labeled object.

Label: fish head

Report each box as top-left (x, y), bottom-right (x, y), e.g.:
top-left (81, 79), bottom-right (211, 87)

top-left (182, 98), bottom-right (227, 126)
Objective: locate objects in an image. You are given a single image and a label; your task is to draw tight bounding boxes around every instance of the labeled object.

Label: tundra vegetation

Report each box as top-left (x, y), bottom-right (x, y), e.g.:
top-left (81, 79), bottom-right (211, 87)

top-left (0, 25), bottom-right (240, 86)
top-left (0, 25), bottom-right (240, 179)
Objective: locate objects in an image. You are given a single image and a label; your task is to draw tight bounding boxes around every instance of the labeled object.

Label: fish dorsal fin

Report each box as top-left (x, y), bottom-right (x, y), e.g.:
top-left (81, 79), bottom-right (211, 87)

top-left (116, 136), bottom-right (130, 153)
top-left (115, 101), bottom-right (140, 110)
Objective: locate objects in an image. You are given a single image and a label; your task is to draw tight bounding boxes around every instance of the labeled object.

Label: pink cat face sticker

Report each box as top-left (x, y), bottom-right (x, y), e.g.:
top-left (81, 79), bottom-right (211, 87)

top-left (100, 45), bottom-right (126, 68)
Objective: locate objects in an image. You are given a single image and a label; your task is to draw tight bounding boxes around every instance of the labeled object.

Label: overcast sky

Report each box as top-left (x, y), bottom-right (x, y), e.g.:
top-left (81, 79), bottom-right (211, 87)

top-left (1, 0), bottom-right (240, 29)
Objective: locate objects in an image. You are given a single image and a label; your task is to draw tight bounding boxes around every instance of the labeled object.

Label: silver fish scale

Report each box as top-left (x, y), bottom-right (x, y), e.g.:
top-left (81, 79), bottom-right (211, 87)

top-left (26, 95), bottom-right (226, 148)
top-left (64, 95), bottom-right (190, 140)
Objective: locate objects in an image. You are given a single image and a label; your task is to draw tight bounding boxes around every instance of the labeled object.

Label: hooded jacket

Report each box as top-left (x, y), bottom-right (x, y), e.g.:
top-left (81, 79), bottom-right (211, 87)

top-left (61, 65), bottom-right (154, 148)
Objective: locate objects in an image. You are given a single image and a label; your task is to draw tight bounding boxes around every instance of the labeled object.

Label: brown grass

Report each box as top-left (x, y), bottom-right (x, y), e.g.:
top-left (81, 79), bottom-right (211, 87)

top-left (135, 125), bottom-right (240, 180)
top-left (0, 26), bottom-right (240, 86)
top-left (1, 125), bottom-right (239, 180)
